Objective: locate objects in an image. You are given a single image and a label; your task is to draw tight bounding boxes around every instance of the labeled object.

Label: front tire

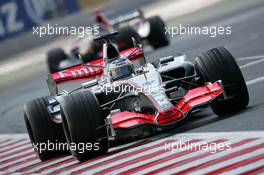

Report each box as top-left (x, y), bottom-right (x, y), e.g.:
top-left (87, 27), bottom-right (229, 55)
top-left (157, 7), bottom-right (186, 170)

top-left (59, 91), bottom-right (109, 161)
top-left (195, 46), bottom-right (249, 116)
top-left (24, 97), bottom-right (67, 161)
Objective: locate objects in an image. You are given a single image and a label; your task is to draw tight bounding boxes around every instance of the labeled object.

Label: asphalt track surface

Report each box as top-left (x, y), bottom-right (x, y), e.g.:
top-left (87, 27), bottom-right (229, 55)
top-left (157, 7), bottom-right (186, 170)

top-left (1, 0), bottom-right (264, 134)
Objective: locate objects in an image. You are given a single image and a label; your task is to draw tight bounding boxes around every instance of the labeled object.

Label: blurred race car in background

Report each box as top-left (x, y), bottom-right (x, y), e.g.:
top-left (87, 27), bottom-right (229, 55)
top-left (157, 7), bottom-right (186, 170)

top-left (46, 10), bottom-right (170, 74)
top-left (24, 31), bottom-right (249, 161)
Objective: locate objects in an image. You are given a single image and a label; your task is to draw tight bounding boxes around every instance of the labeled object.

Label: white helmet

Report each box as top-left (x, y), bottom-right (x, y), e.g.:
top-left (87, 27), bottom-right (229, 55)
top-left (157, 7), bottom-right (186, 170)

top-left (109, 58), bottom-right (134, 80)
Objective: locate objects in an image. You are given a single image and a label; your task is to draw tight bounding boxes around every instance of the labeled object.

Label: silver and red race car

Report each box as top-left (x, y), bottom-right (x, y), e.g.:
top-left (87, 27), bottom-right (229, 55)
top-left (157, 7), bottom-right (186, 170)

top-left (46, 10), bottom-right (169, 74)
top-left (24, 32), bottom-right (249, 162)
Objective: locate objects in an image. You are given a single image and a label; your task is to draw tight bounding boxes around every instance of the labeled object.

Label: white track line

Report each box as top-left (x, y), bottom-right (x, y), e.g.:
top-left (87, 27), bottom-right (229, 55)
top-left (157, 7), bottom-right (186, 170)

top-left (238, 55), bottom-right (264, 61)
top-left (0, 139), bottom-right (24, 148)
top-left (0, 140), bottom-right (29, 153)
top-left (0, 149), bottom-right (33, 162)
top-left (235, 55), bottom-right (264, 86)
top-left (7, 159), bottom-right (40, 173)
top-left (110, 140), bottom-right (146, 152)
top-left (158, 131), bottom-right (264, 138)
top-left (108, 139), bottom-right (230, 175)
top-left (240, 58), bottom-right (264, 69)
top-left (246, 76), bottom-right (264, 86)
top-left (0, 154), bottom-right (36, 169)
top-left (144, 0), bottom-right (222, 20)
top-left (78, 139), bottom-right (216, 175)
top-left (27, 141), bottom-right (145, 174)
top-left (185, 149), bottom-right (264, 175)
top-left (135, 138), bottom-right (261, 175)
top-left (0, 139), bottom-right (7, 143)
top-left (36, 159), bottom-right (78, 174)
top-left (0, 144), bottom-right (32, 157)
top-left (57, 137), bottom-right (192, 175)
top-left (220, 159), bottom-right (264, 175)
top-left (23, 156), bottom-right (73, 173)
top-left (0, 134), bottom-right (28, 139)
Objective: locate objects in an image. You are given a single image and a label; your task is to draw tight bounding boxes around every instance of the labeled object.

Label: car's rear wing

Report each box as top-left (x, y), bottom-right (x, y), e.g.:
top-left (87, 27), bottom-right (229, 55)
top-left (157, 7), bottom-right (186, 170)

top-left (110, 10), bottom-right (144, 27)
top-left (47, 47), bottom-right (144, 95)
top-left (94, 9), bottom-right (143, 31)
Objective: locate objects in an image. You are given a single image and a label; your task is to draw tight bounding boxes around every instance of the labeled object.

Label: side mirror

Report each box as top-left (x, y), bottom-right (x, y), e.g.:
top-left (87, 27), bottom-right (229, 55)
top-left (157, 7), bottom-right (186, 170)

top-left (132, 37), bottom-right (143, 49)
top-left (78, 53), bottom-right (82, 59)
top-left (77, 53), bottom-right (86, 65)
top-left (46, 74), bottom-right (58, 95)
top-left (132, 37), bottom-right (137, 47)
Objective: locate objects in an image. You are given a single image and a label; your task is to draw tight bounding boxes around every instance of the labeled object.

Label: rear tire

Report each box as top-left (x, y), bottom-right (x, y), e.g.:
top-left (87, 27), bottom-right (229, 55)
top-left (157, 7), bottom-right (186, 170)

top-left (116, 26), bottom-right (142, 51)
top-left (47, 48), bottom-right (68, 73)
top-left (195, 46), bottom-right (249, 116)
top-left (59, 91), bottom-right (109, 161)
top-left (146, 16), bottom-right (169, 49)
top-left (24, 97), bottom-right (67, 161)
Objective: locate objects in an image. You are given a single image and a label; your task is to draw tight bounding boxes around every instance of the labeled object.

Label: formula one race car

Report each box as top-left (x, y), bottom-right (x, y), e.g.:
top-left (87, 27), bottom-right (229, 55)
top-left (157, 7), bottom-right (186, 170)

top-left (46, 10), bottom-right (169, 74)
top-left (94, 9), bottom-right (169, 50)
top-left (24, 31), bottom-right (249, 161)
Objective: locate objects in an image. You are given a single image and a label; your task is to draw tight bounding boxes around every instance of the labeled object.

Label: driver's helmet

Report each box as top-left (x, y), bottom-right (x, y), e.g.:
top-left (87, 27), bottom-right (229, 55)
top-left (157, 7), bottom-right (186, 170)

top-left (109, 58), bottom-right (134, 80)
